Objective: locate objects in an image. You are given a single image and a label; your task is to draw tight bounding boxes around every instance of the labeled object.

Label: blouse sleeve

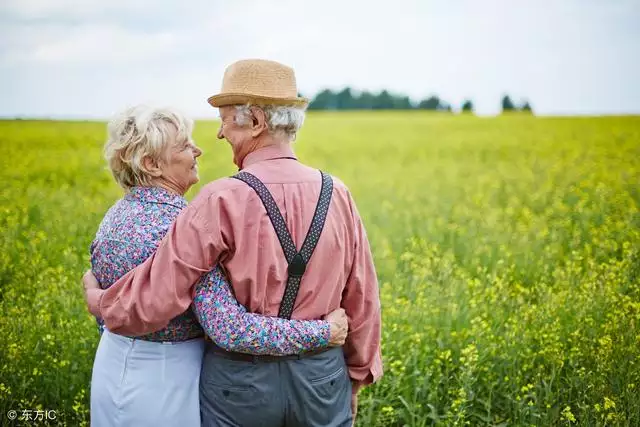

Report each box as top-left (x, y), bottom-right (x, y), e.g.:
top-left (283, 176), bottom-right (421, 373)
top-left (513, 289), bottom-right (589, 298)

top-left (90, 238), bottom-right (152, 335)
top-left (192, 267), bottom-right (331, 355)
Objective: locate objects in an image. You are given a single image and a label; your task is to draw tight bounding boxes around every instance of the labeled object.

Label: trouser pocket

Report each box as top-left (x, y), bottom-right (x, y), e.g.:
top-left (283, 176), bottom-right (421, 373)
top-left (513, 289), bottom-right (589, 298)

top-left (199, 351), bottom-right (280, 427)
top-left (286, 348), bottom-right (353, 427)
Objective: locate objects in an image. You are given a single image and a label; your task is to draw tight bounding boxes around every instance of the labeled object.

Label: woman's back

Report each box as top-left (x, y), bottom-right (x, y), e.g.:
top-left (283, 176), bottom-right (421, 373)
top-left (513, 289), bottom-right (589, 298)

top-left (91, 186), bottom-right (203, 341)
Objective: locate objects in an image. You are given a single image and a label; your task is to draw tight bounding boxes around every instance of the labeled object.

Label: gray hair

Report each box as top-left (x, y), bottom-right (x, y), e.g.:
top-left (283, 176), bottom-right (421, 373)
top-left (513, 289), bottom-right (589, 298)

top-left (234, 104), bottom-right (306, 141)
top-left (104, 105), bottom-right (193, 190)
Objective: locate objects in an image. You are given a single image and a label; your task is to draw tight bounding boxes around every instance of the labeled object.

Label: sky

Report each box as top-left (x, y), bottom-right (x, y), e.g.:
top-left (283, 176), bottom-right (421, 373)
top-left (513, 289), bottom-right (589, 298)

top-left (0, 0), bottom-right (639, 119)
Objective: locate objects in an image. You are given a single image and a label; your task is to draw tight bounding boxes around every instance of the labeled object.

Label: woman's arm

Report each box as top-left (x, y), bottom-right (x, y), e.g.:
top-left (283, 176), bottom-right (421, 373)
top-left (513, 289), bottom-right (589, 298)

top-left (192, 267), bottom-right (336, 355)
top-left (90, 239), bottom-right (137, 287)
top-left (90, 239), bottom-right (137, 335)
top-left (90, 238), bottom-right (157, 335)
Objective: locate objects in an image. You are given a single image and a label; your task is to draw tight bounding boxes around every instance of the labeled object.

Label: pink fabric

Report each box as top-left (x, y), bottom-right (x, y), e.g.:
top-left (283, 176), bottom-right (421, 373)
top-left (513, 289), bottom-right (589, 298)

top-left (90, 144), bottom-right (383, 387)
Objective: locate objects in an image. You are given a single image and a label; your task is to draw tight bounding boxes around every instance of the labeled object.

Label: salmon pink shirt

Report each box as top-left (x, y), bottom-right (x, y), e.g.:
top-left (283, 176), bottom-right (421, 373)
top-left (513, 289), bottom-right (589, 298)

top-left (88, 144), bottom-right (383, 388)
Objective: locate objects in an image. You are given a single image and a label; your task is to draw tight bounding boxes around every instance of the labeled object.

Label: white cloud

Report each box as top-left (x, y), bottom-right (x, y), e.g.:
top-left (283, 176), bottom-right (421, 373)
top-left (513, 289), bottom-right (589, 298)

top-left (0, 0), bottom-right (639, 117)
top-left (0, 0), bottom-right (185, 22)
top-left (2, 24), bottom-right (182, 66)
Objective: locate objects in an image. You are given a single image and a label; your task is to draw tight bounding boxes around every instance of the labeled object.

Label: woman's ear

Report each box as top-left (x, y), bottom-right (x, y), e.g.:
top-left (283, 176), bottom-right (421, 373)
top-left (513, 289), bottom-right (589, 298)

top-left (142, 156), bottom-right (163, 177)
top-left (250, 106), bottom-right (268, 138)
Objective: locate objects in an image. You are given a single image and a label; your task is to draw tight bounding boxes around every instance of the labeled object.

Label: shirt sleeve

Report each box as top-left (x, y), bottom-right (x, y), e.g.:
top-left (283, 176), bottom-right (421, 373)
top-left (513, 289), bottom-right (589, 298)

top-left (341, 195), bottom-right (384, 389)
top-left (89, 189), bottom-right (228, 336)
top-left (90, 239), bottom-right (139, 335)
top-left (192, 267), bottom-right (330, 355)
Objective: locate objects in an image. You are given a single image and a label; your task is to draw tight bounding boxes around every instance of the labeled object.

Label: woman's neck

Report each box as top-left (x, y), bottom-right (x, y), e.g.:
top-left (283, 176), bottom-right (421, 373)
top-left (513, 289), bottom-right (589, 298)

top-left (149, 179), bottom-right (185, 196)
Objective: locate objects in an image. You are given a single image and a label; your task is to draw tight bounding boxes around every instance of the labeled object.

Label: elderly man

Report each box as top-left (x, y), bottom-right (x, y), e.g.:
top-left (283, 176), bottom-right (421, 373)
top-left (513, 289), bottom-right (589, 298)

top-left (84, 58), bottom-right (382, 426)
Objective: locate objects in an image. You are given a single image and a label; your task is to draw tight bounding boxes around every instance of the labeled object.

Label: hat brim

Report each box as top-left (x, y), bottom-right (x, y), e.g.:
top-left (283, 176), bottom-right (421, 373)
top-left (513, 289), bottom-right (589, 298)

top-left (207, 93), bottom-right (309, 108)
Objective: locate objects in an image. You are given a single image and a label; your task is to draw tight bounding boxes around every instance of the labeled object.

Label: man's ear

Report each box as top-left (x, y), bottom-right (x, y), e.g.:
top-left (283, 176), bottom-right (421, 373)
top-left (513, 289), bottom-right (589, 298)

top-left (142, 156), bottom-right (163, 177)
top-left (250, 107), bottom-right (268, 137)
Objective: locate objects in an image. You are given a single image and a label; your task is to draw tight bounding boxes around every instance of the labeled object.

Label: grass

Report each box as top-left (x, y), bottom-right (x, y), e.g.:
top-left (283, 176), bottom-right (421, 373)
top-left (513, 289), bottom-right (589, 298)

top-left (1, 112), bottom-right (639, 426)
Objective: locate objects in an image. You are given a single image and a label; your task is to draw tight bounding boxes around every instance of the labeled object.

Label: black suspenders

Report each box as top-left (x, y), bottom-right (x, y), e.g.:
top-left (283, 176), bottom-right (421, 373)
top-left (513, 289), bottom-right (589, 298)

top-left (231, 171), bottom-right (334, 319)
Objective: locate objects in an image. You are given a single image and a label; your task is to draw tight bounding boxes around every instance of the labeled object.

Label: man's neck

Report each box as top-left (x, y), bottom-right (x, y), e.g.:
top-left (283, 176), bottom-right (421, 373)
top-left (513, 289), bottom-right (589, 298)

top-left (252, 133), bottom-right (290, 152)
top-left (237, 135), bottom-right (291, 168)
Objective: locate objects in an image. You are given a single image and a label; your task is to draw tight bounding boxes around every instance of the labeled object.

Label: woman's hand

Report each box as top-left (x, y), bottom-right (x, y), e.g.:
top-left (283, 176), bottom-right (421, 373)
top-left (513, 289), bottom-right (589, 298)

top-left (325, 308), bottom-right (348, 346)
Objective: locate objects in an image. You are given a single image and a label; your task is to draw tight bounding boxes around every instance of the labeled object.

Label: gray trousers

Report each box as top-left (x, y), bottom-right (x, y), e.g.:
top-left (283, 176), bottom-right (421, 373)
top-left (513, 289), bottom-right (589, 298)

top-left (199, 344), bottom-right (352, 427)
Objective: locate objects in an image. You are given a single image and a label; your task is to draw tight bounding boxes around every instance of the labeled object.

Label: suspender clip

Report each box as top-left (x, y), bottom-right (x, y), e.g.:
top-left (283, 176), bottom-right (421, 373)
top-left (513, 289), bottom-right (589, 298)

top-left (288, 252), bottom-right (307, 277)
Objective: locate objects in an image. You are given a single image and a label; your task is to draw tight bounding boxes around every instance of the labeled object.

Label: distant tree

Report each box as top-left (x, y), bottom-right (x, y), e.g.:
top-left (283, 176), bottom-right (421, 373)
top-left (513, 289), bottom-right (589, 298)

top-left (373, 90), bottom-right (395, 109)
top-left (436, 102), bottom-right (448, 112)
top-left (307, 88), bottom-right (452, 111)
top-left (520, 100), bottom-right (533, 114)
top-left (356, 91), bottom-right (375, 109)
top-left (461, 99), bottom-right (474, 113)
top-left (336, 88), bottom-right (355, 110)
top-left (418, 95), bottom-right (441, 110)
top-left (501, 95), bottom-right (516, 112)
top-left (309, 89), bottom-right (337, 110)
top-left (393, 96), bottom-right (413, 110)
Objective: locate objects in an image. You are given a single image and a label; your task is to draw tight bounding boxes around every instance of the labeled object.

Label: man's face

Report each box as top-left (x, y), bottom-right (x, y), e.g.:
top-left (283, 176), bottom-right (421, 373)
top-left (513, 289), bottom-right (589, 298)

top-left (217, 106), bottom-right (253, 167)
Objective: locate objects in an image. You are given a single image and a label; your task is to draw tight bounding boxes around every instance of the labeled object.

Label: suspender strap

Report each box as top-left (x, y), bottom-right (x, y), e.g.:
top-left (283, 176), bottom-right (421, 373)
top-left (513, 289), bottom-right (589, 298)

top-left (231, 170), bottom-right (334, 319)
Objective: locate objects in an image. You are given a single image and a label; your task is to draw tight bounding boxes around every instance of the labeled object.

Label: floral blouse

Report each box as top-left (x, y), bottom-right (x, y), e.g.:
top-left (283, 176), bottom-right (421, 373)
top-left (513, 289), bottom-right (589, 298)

top-left (90, 186), bottom-right (330, 355)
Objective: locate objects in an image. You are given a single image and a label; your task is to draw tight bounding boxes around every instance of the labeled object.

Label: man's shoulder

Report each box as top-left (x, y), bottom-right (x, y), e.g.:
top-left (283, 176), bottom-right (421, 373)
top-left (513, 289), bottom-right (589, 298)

top-left (291, 160), bottom-right (349, 191)
top-left (315, 170), bottom-right (353, 201)
top-left (187, 176), bottom-right (249, 210)
top-left (190, 168), bottom-right (354, 203)
top-left (201, 176), bottom-right (246, 195)
top-left (325, 173), bottom-right (350, 193)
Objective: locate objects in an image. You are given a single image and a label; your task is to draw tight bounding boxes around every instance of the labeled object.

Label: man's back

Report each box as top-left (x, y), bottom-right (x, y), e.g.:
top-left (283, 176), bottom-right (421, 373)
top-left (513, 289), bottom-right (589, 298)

top-left (198, 145), bottom-right (382, 387)
top-left (209, 150), bottom-right (358, 319)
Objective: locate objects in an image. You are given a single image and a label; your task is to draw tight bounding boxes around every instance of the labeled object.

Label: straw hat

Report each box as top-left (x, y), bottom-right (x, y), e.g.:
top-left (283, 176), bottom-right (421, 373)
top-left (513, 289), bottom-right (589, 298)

top-left (207, 59), bottom-right (308, 108)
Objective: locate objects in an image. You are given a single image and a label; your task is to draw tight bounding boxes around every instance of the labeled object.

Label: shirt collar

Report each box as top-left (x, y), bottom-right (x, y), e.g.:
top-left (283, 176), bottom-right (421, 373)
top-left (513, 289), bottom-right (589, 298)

top-left (127, 186), bottom-right (187, 209)
top-left (241, 144), bottom-right (297, 169)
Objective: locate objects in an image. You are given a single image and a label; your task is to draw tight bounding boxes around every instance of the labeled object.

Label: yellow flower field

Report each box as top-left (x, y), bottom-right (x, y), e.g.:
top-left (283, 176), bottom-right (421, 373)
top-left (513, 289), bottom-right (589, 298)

top-left (1, 112), bottom-right (638, 426)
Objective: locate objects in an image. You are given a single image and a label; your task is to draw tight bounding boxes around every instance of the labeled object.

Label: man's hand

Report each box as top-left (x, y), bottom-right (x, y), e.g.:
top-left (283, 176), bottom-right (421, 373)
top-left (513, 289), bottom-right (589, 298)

top-left (83, 270), bottom-right (100, 291)
top-left (82, 270), bottom-right (103, 317)
top-left (325, 308), bottom-right (348, 346)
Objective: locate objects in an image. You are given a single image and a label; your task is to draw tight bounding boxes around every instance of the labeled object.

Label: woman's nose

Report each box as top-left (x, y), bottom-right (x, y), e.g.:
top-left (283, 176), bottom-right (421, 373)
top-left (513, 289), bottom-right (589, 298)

top-left (193, 145), bottom-right (202, 158)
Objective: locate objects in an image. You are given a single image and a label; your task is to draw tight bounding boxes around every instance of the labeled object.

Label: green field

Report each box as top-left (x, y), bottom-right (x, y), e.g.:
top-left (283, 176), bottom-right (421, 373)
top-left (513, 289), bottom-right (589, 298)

top-left (1, 112), bottom-right (639, 426)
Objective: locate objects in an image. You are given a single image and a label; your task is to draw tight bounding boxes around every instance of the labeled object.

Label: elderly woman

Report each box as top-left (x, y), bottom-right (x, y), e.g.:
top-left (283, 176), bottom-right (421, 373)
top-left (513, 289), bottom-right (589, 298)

top-left (89, 105), bottom-right (347, 427)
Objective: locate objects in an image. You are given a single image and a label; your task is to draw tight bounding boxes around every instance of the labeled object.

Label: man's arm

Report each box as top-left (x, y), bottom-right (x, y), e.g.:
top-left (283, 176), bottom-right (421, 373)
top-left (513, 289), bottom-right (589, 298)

top-left (86, 190), bottom-right (229, 336)
top-left (342, 195), bottom-right (383, 393)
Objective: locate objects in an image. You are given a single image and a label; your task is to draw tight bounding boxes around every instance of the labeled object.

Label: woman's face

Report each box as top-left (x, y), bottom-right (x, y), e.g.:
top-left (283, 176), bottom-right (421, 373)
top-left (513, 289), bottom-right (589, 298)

top-left (158, 127), bottom-right (202, 195)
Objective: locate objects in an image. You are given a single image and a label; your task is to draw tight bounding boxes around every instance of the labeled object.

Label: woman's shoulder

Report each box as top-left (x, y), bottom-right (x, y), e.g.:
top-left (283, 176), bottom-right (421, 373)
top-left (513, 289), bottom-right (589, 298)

top-left (95, 193), bottom-right (181, 242)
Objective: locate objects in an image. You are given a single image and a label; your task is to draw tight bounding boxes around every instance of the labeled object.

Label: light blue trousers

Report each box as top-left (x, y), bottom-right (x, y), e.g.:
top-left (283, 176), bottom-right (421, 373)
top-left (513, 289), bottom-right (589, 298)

top-left (90, 329), bottom-right (205, 427)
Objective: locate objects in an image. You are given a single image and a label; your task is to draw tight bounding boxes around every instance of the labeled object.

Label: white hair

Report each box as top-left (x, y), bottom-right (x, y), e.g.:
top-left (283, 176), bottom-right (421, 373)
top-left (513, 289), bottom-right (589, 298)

top-left (234, 104), bottom-right (306, 141)
top-left (104, 105), bottom-right (193, 190)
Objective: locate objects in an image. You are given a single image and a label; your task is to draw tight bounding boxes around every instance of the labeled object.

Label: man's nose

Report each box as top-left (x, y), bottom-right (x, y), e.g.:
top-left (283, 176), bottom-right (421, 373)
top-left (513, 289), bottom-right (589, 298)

top-left (217, 126), bottom-right (224, 140)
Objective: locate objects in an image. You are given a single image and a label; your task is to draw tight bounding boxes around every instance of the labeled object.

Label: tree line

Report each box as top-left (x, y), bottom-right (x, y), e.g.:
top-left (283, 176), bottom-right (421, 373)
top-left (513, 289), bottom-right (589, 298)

top-left (300, 88), bottom-right (533, 114)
